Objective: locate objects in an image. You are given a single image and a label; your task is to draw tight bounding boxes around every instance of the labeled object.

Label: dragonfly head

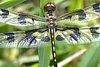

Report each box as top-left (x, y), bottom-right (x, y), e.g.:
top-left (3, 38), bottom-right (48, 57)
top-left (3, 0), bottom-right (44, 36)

top-left (44, 2), bottom-right (56, 15)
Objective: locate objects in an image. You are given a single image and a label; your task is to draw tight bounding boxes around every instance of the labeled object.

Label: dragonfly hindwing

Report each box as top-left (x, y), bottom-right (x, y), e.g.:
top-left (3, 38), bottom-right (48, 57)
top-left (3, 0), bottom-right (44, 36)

top-left (90, 27), bottom-right (99, 38)
top-left (0, 29), bottom-right (50, 48)
top-left (4, 32), bottom-right (15, 43)
top-left (55, 27), bottom-right (100, 45)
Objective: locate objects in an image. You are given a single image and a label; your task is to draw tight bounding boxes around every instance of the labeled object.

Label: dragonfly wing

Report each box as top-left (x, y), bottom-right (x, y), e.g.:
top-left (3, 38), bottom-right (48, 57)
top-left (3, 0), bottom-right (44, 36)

top-left (0, 29), bottom-right (50, 48)
top-left (56, 2), bottom-right (100, 27)
top-left (0, 8), bottom-right (46, 27)
top-left (55, 27), bottom-right (100, 45)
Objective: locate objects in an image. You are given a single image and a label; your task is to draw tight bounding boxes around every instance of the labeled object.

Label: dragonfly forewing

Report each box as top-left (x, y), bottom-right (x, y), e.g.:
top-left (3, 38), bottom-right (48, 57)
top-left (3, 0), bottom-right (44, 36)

top-left (0, 8), bottom-right (47, 27)
top-left (56, 2), bottom-right (100, 27)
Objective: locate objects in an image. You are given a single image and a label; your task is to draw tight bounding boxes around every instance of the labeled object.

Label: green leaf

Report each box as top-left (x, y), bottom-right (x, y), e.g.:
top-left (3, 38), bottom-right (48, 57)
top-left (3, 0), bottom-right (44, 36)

top-left (68, 0), bottom-right (83, 12)
top-left (0, 0), bottom-right (26, 8)
top-left (78, 43), bottom-right (100, 67)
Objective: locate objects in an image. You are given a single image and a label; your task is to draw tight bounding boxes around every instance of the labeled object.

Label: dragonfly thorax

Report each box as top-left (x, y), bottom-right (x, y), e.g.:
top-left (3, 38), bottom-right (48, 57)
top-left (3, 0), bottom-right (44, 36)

top-left (45, 12), bottom-right (57, 28)
top-left (46, 14), bottom-right (56, 20)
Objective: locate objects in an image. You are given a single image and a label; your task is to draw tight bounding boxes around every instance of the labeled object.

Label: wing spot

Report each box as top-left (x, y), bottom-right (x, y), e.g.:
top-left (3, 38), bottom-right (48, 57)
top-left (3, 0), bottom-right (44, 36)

top-left (70, 28), bottom-right (80, 41)
top-left (66, 9), bottom-right (86, 20)
top-left (93, 2), bottom-right (100, 12)
top-left (18, 17), bottom-right (26, 24)
top-left (24, 35), bottom-right (37, 46)
top-left (4, 32), bottom-right (15, 43)
top-left (56, 35), bottom-right (65, 41)
top-left (90, 27), bottom-right (99, 38)
top-left (41, 36), bottom-right (50, 42)
top-left (25, 30), bottom-right (37, 45)
top-left (1, 8), bottom-right (9, 18)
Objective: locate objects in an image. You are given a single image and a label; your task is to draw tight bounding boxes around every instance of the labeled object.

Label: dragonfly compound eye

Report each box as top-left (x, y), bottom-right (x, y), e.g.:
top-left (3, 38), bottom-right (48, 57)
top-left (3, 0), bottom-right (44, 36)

top-left (44, 2), bottom-right (56, 12)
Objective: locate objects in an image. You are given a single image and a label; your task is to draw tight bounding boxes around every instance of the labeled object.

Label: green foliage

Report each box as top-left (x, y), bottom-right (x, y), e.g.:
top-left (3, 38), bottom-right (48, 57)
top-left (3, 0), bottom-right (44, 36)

top-left (68, 0), bottom-right (83, 12)
top-left (78, 43), bottom-right (100, 67)
top-left (0, 0), bottom-right (26, 8)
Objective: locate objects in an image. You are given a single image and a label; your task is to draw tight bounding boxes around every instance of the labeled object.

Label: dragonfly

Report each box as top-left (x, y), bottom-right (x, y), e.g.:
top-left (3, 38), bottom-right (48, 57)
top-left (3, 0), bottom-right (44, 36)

top-left (0, 2), bottom-right (100, 67)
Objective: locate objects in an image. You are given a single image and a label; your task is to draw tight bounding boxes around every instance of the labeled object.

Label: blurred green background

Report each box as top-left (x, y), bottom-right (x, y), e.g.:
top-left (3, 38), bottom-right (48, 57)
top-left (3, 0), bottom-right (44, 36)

top-left (0, 0), bottom-right (100, 67)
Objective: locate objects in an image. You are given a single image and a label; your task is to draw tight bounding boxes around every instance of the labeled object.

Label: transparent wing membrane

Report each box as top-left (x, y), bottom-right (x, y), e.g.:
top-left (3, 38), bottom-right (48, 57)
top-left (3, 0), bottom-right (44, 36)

top-left (56, 2), bottom-right (100, 27)
top-left (0, 29), bottom-right (50, 48)
top-left (0, 2), bottom-right (100, 47)
top-left (0, 8), bottom-right (46, 27)
top-left (55, 27), bottom-right (100, 45)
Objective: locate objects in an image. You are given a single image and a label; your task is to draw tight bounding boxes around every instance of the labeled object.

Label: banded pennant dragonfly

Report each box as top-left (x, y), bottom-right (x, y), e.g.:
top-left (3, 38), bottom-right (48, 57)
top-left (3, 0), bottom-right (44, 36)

top-left (0, 2), bottom-right (100, 67)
